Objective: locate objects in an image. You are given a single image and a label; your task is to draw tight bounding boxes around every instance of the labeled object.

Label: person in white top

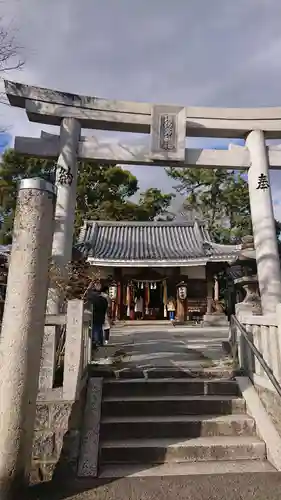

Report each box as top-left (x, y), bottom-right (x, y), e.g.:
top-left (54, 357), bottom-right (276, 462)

top-left (167, 297), bottom-right (176, 321)
top-left (134, 295), bottom-right (143, 320)
top-left (101, 286), bottom-right (111, 344)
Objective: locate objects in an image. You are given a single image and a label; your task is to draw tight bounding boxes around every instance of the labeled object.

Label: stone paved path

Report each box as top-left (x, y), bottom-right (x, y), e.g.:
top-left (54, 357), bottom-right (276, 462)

top-left (28, 473), bottom-right (281, 499)
top-left (91, 325), bottom-right (232, 373)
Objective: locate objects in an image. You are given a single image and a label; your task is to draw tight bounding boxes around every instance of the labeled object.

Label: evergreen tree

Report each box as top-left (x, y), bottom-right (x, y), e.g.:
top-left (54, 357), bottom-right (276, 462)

top-left (166, 166), bottom-right (252, 243)
top-left (0, 149), bottom-right (174, 244)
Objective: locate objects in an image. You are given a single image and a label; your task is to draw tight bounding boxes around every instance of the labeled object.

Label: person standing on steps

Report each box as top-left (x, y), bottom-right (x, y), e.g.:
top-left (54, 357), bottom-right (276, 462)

top-left (167, 296), bottom-right (176, 322)
top-left (101, 285), bottom-right (111, 345)
top-left (87, 281), bottom-right (108, 348)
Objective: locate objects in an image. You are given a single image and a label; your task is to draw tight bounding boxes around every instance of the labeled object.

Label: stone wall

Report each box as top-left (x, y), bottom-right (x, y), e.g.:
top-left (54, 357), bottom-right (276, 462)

top-left (30, 385), bottom-right (86, 484)
top-left (255, 383), bottom-right (281, 438)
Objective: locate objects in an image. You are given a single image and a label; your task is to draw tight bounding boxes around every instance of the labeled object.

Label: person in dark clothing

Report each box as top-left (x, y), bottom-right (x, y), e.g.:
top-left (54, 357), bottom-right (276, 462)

top-left (87, 282), bottom-right (108, 346)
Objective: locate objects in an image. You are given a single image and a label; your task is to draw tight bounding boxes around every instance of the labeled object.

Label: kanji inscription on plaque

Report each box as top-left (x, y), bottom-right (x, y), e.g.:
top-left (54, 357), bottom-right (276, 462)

top-left (150, 105), bottom-right (185, 162)
top-left (159, 114), bottom-right (177, 151)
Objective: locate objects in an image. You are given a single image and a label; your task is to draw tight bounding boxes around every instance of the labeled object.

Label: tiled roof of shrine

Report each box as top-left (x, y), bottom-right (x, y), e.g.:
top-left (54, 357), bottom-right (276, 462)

top-left (77, 220), bottom-right (241, 267)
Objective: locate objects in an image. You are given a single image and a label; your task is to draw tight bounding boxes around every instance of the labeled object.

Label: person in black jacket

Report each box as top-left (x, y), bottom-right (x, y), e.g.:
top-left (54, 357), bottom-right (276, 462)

top-left (87, 282), bottom-right (108, 346)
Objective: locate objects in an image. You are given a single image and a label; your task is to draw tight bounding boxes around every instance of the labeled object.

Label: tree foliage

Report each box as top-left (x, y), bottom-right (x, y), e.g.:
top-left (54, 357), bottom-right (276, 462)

top-left (0, 150), bottom-right (174, 244)
top-left (166, 167), bottom-right (252, 243)
top-left (74, 162), bottom-right (174, 230)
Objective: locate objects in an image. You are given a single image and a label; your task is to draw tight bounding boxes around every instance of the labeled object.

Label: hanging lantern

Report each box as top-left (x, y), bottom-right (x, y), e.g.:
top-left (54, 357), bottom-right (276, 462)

top-left (177, 281), bottom-right (187, 300)
top-left (154, 282), bottom-right (157, 289)
top-left (108, 282), bottom-right (117, 300)
top-left (150, 282), bottom-right (153, 290)
top-left (141, 282), bottom-right (144, 289)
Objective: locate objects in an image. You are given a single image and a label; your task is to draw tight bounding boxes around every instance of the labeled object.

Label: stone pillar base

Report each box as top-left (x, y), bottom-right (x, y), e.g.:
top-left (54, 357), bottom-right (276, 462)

top-left (235, 302), bottom-right (262, 318)
top-left (202, 313), bottom-right (229, 327)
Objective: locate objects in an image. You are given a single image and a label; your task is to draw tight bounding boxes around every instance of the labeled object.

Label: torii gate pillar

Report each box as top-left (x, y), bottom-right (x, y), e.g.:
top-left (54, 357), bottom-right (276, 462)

top-left (246, 130), bottom-right (281, 314)
top-left (48, 117), bottom-right (81, 313)
top-left (40, 118), bottom-right (81, 392)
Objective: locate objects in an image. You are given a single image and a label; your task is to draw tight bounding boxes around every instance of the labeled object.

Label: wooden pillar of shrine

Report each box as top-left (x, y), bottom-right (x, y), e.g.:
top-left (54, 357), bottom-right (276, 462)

top-left (176, 281), bottom-right (187, 323)
top-left (206, 276), bottom-right (213, 314)
top-left (114, 268), bottom-right (122, 320)
top-left (206, 263), bottom-right (216, 314)
top-left (177, 298), bottom-right (185, 323)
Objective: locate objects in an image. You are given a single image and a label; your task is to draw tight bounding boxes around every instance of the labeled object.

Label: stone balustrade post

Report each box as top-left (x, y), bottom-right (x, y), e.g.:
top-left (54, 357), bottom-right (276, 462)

top-left (276, 304), bottom-right (281, 380)
top-left (63, 299), bottom-right (86, 400)
top-left (0, 178), bottom-right (56, 498)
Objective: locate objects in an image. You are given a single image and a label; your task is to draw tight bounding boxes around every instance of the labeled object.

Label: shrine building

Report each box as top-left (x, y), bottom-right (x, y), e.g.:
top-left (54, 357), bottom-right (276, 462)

top-left (78, 220), bottom-right (241, 323)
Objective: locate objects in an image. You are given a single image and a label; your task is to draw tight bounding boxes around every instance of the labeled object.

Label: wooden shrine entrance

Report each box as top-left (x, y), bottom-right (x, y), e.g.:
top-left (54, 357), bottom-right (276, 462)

top-left (121, 269), bottom-right (168, 320)
top-left (108, 266), bottom-right (209, 322)
top-left (124, 279), bottom-right (164, 321)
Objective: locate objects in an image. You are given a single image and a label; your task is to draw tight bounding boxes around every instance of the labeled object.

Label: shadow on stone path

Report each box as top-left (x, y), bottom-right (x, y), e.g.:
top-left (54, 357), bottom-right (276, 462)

top-left (91, 326), bottom-right (232, 373)
top-left (27, 472), bottom-right (281, 500)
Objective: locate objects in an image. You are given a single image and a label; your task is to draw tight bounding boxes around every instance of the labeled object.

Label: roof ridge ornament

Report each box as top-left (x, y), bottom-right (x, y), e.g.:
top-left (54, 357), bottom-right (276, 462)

top-left (202, 241), bottom-right (213, 256)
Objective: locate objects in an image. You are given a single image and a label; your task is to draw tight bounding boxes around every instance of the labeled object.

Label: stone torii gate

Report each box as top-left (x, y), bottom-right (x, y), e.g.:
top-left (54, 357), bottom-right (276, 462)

top-left (4, 80), bottom-right (281, 319)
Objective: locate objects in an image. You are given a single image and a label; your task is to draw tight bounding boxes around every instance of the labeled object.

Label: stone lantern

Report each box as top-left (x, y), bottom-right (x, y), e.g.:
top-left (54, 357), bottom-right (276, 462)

top-left (231, 235), bottom-right (261, 317)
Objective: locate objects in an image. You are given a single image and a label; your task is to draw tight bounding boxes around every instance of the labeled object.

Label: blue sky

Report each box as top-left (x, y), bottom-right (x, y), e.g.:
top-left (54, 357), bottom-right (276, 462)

top-left (1, 0), bottom-right (281, 215)
top-left (0, 133), bottom-right (10, 151)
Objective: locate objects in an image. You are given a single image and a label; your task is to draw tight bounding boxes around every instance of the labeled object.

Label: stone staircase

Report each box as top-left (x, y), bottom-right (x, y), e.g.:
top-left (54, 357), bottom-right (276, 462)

top-left (98, 374), bottom-right (276, 477)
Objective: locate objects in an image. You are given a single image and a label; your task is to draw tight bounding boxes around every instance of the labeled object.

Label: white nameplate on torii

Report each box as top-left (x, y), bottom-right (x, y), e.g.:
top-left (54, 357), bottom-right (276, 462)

top-left (150, 105), bottom-right (186, 162)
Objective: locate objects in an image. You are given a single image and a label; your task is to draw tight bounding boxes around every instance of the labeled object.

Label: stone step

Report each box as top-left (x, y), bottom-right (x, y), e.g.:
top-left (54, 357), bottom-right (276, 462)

top-left (99, 436), bottom-right (266, 464)
top-left (89, 366), bottom-right (235, 379)
top-left (99, 459), bottom-right (276, 477)
top-left (113, 320), bottom-right (172, 327)
top-left (102, 378), bottom-right (240, 398)
top-left (101, 395), bottom-right (246, 417)
top-left (100, 414), bottom-right (256, 440)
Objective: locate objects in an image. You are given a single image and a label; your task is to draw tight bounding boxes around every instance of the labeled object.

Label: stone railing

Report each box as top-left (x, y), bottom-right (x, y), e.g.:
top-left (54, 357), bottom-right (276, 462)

top-left (235, 306), bottom-right (281, 388)
top-left (42, 299), bottom-right (92, 399)
top-left (32, 299), bottom-right (92, 483)
top-left (233, 307), bottom-right (281, 444)
top-left (62, 299), bottom-right (92, 400)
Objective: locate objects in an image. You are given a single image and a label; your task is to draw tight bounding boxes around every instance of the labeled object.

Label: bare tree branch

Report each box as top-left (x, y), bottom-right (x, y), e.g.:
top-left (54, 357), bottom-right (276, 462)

top-left (0, 14), bottom-right (24, 73)
top-left (49, 259), bottom-right (101, 302)
top-left (0, 14), bottom-right (25, 126)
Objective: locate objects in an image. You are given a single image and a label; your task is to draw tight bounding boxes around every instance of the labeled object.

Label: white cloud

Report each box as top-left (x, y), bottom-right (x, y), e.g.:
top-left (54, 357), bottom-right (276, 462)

top-left (1, 0), bottom-right (281, 218)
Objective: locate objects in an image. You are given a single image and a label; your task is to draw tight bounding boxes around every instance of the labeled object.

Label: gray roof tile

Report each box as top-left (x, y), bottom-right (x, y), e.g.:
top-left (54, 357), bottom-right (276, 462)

top-left (77, 221), bottom-right (241, 265)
